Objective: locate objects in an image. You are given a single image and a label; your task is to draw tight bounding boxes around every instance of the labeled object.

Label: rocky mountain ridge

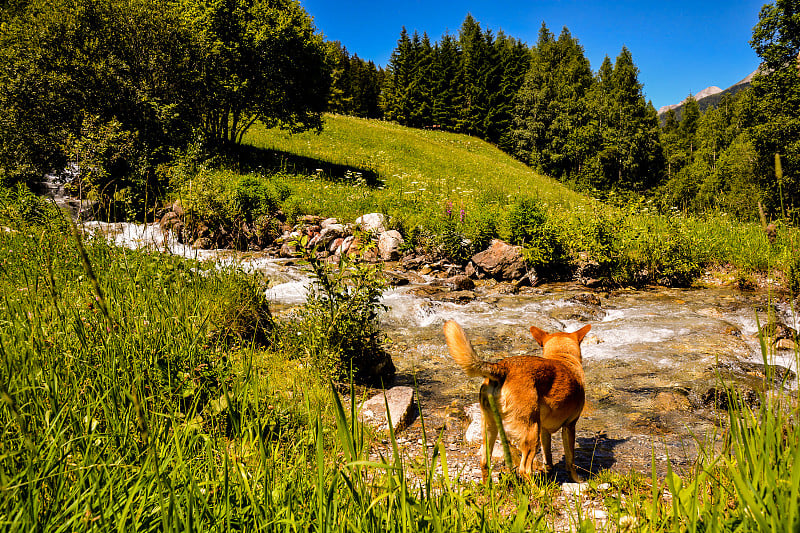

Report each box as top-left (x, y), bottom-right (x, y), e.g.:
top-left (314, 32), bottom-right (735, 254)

top-left (657, 67), bottom-right (760, 120)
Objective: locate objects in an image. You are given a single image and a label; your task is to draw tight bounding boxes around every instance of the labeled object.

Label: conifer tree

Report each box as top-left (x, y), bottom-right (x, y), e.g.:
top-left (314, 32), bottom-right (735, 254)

top-left (407, 32), bottom-right (435, 127)
top-left (431, 33), bottom-right (463, 130)
top-left (491, 31), bottom-right (530, 150)
top-left (382, 27), bottom-right (413, 123)
top-left (458, 15), bottom-right (492, 136)
top-left (512, 24), bottom-right (594, 180)
top-left (596, 46), bottom-right (663, 190)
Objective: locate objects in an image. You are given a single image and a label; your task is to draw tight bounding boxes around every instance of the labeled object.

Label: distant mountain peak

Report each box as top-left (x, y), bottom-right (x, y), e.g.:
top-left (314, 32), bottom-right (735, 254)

top-left (657, 67), bottom-right (760, 118)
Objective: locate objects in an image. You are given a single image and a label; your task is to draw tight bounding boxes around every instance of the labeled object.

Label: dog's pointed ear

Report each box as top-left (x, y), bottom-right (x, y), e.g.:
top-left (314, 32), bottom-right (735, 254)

top-left (573, 324), bottom-right (592, 344)
top-left (529, 325), bottom-right (548, 346)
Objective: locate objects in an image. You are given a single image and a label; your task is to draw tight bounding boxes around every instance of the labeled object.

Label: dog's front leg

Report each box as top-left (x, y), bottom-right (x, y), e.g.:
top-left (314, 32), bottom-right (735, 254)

top-left (562, 421), bottom-right (582, 482)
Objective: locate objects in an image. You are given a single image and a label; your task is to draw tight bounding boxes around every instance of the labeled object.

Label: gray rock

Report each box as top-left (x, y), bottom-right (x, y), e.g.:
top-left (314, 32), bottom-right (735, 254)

top-left (320, 217), bottom-right (340, 228)
top-left (445, 275), bottom-right (475, 291)
top-left (356, 213), bottom-right (387, 234)
top-left (359, 386), bottom-right (415, 433)
top-left (378, 230), bottom-right (404, 261)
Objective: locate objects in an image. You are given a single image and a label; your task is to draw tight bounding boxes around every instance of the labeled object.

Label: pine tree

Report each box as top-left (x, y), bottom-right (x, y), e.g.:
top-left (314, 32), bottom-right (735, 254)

top-left (327, 41), bottom-right (352, 114)
top-left (458, 15), bottom-right (491, 136)
top-left (431, 33), bottom-right (463, 130)
top-left (382, 27), bottom-right (413, 123)
top-left (512, 24), bottom-right (595, 180)
top-left (407, 31), bottom-right (435, 127)
top-left (594, 46), bottom-right (663, 190)
top-left (491, 31), bottom-right (530, 150)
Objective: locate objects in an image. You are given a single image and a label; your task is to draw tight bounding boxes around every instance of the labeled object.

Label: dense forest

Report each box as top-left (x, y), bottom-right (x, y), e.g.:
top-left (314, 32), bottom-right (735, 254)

top-left (1, 0), bottom-right (798, 222)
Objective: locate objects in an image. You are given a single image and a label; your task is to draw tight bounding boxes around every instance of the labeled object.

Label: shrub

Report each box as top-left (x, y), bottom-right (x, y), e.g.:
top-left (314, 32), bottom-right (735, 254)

top-left (506, 196), bottom-right (570, 276)
top-left (279, 245), bottom-right (392, 384)
top-left (585, 210), bottom-right (704, 287)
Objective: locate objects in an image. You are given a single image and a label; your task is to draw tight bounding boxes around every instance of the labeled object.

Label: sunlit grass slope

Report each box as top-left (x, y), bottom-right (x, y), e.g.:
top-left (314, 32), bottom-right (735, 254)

top-left (243, 114), bottom-right (587, 222)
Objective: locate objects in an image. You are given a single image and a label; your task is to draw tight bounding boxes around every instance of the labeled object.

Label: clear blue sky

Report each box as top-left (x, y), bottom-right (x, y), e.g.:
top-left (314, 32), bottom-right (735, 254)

top-left (299, 0), bottom-right (765, 111)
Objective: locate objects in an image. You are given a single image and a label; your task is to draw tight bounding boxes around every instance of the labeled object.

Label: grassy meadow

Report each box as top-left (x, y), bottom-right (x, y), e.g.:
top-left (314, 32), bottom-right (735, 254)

top-left (1, 115), bottom-right (799, 531)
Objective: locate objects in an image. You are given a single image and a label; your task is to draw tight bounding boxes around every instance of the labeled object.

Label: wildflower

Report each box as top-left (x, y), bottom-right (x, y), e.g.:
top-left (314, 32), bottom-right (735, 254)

top-left (459, 208), bottom-right (465, 223)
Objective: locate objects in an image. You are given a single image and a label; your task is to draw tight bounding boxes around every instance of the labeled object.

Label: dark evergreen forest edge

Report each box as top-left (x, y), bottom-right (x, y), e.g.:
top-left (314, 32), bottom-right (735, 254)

top-left (0, 0), bottom-right (799, 290)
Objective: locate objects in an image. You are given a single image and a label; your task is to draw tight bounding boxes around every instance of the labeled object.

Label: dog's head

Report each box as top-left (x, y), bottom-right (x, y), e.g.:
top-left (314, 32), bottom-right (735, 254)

top-left (529, 324), bottom-right (591, 362)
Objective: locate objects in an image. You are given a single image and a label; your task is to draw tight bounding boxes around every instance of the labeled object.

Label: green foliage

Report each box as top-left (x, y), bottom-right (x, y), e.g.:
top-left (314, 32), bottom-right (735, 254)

top-left (172, 168), bottom-right (289, 246)
top-left (181, 0), bottom-right (330, 145)
top-left (748, 0), bottom-right (800, 217)
top-left (279, 245), bottom-right (391, 384)
top-left (788, 251), bottom-right (800, 297)
top-left (0, 0), bottom-right (195, 190)
top-left (0, 183), bottom-right (67, 228)
top-left (584, 206), bottom-right (704, 287)
top-left (205, 271), bottom-right (274, 346)
top-left (0, 0), bottom-right (329, 217)
top-left (326, 41), bottom-right (384, 119)
top-left (382, 15), bottom-right (529, 146)
top-left (505, 196), bottom-right (570, 275)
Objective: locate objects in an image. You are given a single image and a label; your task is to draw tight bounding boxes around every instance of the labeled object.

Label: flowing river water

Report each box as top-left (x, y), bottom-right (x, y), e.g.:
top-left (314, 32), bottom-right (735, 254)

top-left (87, 221), bottom-right (799, 482)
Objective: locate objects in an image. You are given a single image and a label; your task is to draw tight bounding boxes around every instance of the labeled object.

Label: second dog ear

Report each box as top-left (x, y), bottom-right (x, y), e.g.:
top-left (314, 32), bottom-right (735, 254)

top-left (573, 324), bottom-right (592, 343)
top-left (529, 325), bottom-right (548, 346)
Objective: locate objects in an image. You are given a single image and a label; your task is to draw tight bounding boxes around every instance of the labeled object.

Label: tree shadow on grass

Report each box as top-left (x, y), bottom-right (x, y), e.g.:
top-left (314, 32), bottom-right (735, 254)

top-left (218, 142), bottom-right (383, 188)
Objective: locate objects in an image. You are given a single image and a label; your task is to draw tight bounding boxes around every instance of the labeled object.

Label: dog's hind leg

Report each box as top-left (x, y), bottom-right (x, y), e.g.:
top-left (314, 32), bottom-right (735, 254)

top-left (562, 420), bottom-right (582, 482)
top-left (518, 421), bottom-right (543, 477)
top-left (541, 428), bottom-right (553, 474)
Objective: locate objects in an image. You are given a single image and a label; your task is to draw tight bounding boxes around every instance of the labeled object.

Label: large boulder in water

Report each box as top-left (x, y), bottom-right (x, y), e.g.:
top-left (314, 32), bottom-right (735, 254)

top-left (470, 239), bottom-right (530, 281)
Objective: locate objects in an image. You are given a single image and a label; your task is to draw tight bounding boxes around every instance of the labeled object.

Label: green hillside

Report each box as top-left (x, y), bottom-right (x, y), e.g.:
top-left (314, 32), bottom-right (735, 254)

top-left (242, 114), bottom-right (587, 222)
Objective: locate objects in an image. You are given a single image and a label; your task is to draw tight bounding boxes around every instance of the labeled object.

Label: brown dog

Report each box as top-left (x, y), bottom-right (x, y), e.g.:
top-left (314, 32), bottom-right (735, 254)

top-left (443, 320), bottom-right (591, 482)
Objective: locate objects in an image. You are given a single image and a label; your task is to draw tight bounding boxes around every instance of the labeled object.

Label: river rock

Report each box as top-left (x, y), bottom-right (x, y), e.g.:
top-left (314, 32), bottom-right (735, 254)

top-left (569, 293), bottom-right (602, 307)
top-left (470, 239), bottom-right (529, 281)
top-left (299, 215), bottom-right (322, 225)
top-left (280, 242), bottom-right (297, 257)
top-left (192, 237), bottom-right (213, 250)
top-left (439, 290), bottom-right (477, 304)
top-left (378, 230), bottom-right (404, 261)
top-left (444, 275), bottom-right (475, 291)
top-left (356, 213), bottom-right (387, 234)
top-left (359, 386), bottom-right (415, 433)
top-left (776, 338), bottom-right (797, 350)
top-left (320, 217), bottom-right (339, 228)
top-left (171, 199), bottom-right (185, 217)
top-left (759, 321), bottom-right (796, 342)
top-left (653, 391), bottom-right (690, 412)
top-left (159, 211), bottom-right (181, 231)
top-left (319, 224), bottom-right (345, 245)
top-left (385, 270), bottom-right (425, 286)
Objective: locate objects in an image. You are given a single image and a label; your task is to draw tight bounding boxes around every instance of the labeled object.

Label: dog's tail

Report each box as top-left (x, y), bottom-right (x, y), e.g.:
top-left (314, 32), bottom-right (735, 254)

top-left (443, 320), bottom-right (501, 380)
